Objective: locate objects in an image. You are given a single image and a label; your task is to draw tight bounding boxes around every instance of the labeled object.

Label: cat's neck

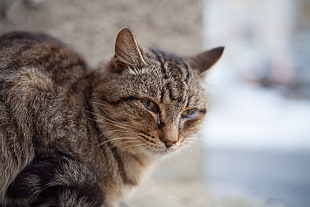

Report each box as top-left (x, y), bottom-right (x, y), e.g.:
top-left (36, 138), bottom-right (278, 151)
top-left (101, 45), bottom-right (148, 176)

top-left (96, 139), bottom-right (155, 182)
top-left (118, 149), bottom-right (155, 184)
top-left (91, 140), bottom-right (154, 203)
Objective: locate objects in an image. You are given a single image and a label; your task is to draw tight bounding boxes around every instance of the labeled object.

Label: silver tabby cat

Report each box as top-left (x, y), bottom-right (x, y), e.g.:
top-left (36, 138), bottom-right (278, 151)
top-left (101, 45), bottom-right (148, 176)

top-left (0, 28), bottom-right (223, 207)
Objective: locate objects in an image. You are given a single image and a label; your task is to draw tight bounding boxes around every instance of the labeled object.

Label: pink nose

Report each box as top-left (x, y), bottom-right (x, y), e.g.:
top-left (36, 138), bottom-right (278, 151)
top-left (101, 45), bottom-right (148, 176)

top-left (162, 139), bottom-right (177, 148)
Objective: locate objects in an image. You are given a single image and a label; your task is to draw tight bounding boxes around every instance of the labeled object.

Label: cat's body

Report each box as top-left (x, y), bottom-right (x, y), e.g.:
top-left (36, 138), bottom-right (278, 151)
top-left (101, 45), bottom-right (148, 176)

top-left (0, 29), bottom-right (223, 207)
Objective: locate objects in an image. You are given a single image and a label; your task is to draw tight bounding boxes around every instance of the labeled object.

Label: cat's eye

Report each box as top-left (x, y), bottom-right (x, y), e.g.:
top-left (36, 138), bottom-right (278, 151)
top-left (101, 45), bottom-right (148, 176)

top-left (181, 108), bottom-right (199, 119)
top-left (141, 98), bottom-right (159, 113)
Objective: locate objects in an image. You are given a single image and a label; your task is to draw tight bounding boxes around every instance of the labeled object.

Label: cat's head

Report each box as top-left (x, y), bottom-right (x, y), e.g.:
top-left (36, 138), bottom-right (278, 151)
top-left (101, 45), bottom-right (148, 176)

top-left (92, 28), bottom-right (223, 157)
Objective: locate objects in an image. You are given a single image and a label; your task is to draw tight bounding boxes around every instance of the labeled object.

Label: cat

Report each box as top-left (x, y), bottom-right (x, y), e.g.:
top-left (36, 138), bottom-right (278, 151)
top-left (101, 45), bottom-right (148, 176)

top-left (0, 28), bottom-right (224, 207)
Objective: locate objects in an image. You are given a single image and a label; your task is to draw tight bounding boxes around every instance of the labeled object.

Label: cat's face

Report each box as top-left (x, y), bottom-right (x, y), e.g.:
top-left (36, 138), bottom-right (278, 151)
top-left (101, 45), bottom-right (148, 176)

top-left (92, 28), bottom-right (223, 157)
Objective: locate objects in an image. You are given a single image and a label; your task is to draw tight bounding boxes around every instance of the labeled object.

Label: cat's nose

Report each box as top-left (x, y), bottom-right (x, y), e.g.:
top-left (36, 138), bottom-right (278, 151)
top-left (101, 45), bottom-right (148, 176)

top-left (160, 123), bottom-right (178, 148)
top-left (163, 140), bottom-right (177, 148)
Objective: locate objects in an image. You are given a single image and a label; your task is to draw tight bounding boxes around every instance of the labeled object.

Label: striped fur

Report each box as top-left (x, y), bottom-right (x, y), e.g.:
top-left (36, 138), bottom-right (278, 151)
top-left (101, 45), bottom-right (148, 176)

top-left (0, 28), bottom-right (223, 206)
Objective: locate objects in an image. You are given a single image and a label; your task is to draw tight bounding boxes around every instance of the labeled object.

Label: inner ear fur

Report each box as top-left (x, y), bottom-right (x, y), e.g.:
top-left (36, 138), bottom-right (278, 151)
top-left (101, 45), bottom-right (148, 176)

top-left (113, 28), bottom-right (146, 69)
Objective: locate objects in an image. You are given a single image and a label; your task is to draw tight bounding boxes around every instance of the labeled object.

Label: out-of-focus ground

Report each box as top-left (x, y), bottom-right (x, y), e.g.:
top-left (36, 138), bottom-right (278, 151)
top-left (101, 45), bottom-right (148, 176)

top-left (206, 148), bottom-right (310, 207)
top-left (129, 179), bottom-right (285, 207)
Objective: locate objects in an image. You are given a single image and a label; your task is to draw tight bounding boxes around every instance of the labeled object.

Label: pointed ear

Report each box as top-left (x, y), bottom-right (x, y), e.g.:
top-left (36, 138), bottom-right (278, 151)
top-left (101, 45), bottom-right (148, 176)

top-left (187, 47), bottom-right (224, 74)
top-left (113, 28), bottom-right (146, 69)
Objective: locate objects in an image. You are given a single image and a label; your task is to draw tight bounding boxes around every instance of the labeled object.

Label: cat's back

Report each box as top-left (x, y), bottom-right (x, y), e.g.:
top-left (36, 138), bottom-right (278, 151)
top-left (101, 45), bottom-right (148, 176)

top-left (0, 32), bottom-right (95, 200)
top-left (0, 31), bottom-right (88, 87)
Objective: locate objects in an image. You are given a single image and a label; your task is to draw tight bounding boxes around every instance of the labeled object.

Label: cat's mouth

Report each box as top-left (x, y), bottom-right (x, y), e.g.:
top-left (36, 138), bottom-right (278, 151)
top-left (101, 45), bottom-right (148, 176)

top-left (146, 144), bottom-right (180, 156)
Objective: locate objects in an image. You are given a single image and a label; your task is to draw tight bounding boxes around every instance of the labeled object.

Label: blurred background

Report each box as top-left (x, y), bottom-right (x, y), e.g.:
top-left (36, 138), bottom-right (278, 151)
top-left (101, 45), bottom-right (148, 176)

top-left (0, 0), bottom-right (309, 207)
top-left (203, 1), bottom-right (310, 207)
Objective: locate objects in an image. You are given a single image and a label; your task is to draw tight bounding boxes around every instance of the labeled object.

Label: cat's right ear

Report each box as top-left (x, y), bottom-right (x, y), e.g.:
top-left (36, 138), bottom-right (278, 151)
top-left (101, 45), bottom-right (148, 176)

top-left (112, 28), bottom-right (146, 70)
top-left (187, 47), bottom-right (224, 74)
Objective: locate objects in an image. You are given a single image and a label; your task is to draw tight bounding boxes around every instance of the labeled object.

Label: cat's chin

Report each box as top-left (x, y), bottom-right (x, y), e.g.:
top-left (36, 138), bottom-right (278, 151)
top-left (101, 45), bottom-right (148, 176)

top-left (123, 147), bottom-right (176, 159)
top-left (145, 147), bottom-right (179, 158)
top-left (118, 141), bottom-right (182, 158)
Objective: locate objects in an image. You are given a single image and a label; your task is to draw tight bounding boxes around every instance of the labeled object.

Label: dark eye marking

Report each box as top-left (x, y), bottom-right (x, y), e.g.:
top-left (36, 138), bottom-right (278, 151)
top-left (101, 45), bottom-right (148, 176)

top-left (141, 98), bottom-right (160, 114)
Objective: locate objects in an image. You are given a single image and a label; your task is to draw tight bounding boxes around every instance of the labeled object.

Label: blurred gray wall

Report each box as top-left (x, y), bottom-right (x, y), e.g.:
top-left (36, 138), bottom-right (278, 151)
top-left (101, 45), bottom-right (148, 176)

top-left (0, 0), bottom-right (206, 181)
top-left (0, 0), bottom-right (203, 66)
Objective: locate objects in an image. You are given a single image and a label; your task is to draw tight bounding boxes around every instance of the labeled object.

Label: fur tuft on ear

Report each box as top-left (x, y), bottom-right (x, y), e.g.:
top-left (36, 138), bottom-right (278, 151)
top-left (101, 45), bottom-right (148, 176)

top-left (113, 28), bottom-right (146, 69)
top-left (187, 47), bottom-right (224, 74)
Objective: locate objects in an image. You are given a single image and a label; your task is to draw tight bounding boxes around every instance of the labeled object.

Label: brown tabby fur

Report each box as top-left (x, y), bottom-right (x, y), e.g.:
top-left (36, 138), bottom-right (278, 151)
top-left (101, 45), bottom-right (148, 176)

top-left (0, 28), bottom-right (223, 207)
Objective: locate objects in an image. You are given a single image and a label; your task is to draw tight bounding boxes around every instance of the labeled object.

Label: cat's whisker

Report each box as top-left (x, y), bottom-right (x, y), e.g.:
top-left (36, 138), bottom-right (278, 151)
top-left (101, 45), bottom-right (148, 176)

top-left (90, 103), bottom-right (143, 134)
top-left (96, 137), bottom-right (139, 148)
top-left (83, 108), bottom-right (117, 124)
top-left (96, 115), bottom-right (135, 131)
top-left (84, 114), bottom-right (144, 147)
top-left (120, 143), bottom-right (148, 150)
top-left (89, 104), bottom-right (135, 128)
top-left (83, 109), bottom-right (146, 140)
top-left (104, 129), bottom-right (135, 135)
top-left (102, 127), bottom-right (144, 141)
top-left (122, 140), bottom-right (141, 143)
top-left (94, 117), bottom-right (131, 131)
top-left (84, 110), bottom-right (119, 125)
top-left (95, 119), bottom-right (144, 139)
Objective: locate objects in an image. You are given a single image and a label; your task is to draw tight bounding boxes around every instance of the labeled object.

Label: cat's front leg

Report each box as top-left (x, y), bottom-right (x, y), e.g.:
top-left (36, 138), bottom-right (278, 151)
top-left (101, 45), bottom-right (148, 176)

top-left (6, 156), bottom-right (104, 207)
top-left (50, 186), bottom-right (103, 207)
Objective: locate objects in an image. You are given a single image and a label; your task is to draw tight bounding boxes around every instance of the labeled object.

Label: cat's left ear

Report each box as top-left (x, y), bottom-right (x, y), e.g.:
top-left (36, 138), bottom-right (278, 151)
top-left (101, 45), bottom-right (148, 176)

top-left (113, 28), bottom-right (147, 69)
top-left (187, 47), bottom-right (224, 74)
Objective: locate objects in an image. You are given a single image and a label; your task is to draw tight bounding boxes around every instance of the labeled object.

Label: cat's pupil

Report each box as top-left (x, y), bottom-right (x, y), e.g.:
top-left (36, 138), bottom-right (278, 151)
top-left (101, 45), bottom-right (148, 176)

top-left (141, 98), bottom-right (159, 113)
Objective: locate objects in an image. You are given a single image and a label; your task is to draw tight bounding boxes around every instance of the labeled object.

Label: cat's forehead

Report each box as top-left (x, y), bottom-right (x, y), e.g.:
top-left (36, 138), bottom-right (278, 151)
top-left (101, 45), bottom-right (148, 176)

top-left (146, 49), bottom-right (195, 81)
top-left (147, 49), bottom-right (189, 68)
top-left (141, 49), bottom-right (206, 107)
